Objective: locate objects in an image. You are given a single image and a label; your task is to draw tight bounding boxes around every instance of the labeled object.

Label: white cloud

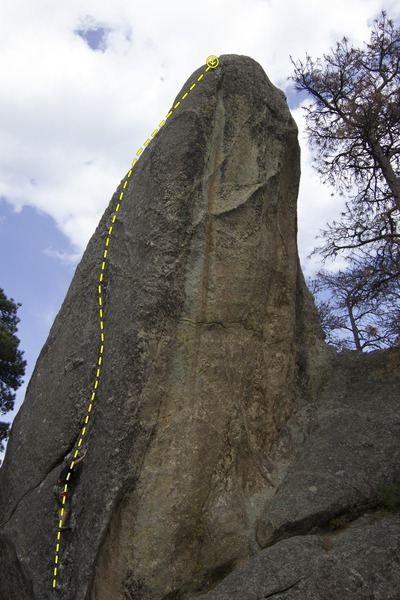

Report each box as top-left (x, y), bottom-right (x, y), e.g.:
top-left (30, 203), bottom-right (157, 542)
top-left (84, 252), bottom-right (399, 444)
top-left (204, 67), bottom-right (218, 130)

top-left (44, 246), bottom-right (81, 266)
top-left (1, 0), bottom-right (397, 262)
top-left (293, 106), bottom-right (345, 273)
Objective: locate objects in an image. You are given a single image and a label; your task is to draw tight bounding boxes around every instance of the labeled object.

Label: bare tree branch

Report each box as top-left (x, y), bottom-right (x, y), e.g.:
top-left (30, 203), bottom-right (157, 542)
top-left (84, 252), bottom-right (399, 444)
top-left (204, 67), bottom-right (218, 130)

top-left (290, 11), bottom-right (400, 275)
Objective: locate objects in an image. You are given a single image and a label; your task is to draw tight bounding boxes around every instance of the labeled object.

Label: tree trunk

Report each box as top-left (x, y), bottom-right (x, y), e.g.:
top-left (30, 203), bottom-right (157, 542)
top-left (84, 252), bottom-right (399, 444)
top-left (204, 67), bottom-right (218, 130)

top-left (369, 137), bottom-right (400, 211)
top-left (346, 300), bottom-right (362, 351)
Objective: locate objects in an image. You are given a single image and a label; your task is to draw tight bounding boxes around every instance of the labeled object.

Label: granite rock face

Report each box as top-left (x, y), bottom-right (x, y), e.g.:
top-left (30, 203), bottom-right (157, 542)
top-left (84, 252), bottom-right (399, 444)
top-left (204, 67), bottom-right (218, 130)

top-left (196, 513), bottom-right (400, 600)
top-left (196, 350), bottom-right (400, 600)
top-left (0, 55), bottom-right (399, 600)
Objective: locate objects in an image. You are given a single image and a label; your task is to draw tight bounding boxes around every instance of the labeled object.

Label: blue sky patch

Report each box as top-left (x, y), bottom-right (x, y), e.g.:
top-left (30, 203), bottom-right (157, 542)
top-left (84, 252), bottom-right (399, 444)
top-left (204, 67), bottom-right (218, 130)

top-left (74, 25), bottom-right (110, 52)
top-left (0, 200), bottom-right (77, 430)
top-left (285, 84), bottom-right (310, 110)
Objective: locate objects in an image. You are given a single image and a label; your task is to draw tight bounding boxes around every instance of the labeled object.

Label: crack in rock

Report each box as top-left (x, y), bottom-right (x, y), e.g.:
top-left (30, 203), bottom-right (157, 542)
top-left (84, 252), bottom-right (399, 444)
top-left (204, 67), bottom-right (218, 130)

top-left (264, 578), bottom-right (302, 598)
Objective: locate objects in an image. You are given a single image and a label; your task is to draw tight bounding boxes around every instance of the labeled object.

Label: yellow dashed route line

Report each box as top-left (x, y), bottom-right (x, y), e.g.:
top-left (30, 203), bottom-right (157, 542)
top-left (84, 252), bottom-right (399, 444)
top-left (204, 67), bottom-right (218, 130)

top-left (52, 55), bottom-right (219, 591)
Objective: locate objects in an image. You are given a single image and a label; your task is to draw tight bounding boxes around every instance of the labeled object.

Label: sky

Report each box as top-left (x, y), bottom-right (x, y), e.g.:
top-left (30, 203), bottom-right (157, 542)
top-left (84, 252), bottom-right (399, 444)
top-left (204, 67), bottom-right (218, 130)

top-left (1, 0), bottom-right (399, 454)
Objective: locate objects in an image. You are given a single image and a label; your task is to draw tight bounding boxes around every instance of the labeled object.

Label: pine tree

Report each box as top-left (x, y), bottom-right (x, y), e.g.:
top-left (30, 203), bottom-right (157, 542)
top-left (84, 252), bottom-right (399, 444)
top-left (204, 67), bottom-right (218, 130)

top-left (291, 12), bottom-right (400, 348)
top-left (0, 288), bottom-right (26, 452)
top-left (291, 11), bottom-right (400, 271)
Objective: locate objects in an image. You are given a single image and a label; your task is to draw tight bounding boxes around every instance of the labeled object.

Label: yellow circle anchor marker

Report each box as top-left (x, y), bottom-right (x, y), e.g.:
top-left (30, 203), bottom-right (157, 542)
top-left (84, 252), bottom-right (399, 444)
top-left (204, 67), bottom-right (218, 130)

top-left (51, 55), bottom-right (219, 591)
top-left (206, 55), bottom-right (219, 69)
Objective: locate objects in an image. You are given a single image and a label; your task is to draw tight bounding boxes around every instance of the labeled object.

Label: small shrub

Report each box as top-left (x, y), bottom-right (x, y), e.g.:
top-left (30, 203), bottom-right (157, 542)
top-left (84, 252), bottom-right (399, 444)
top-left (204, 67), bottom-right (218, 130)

top-left (192, 515), bottom-right (207, 542)
top-left (329, 515), bottom-right (349, 530)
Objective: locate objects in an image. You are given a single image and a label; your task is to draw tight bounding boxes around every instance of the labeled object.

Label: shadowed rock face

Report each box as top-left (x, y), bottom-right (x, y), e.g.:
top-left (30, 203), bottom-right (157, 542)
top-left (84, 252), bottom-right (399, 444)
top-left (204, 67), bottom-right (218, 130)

top-left (0, 55), bottom-right (399, 600)
top-left (196, 349), bottom-right (400, 600)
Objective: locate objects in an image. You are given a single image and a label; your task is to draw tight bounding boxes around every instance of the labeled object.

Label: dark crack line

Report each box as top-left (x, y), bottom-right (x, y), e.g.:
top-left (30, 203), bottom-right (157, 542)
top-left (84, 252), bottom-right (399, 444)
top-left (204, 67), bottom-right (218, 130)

top-left (3, 445), bottom-right (74, 527)
top-left (178, 317), bottom-right (262, 334)
top-left (264, 579), bottom-right (302, 598)
top-left (3, 479), bottom-right (43, 527)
